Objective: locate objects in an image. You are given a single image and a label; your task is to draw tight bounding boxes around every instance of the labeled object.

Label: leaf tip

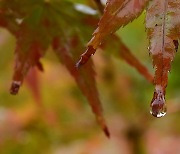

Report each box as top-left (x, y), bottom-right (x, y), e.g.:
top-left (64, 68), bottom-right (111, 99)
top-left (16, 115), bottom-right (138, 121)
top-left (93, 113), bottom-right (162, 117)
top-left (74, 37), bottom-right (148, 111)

top-left (75, 58), bottom-right (82, 69)
top-left (10, 81), bottom-right (21, 95)
top-left (103, 126), bottom-right (110, 138)
top-left (76, 46), bottom-right (96, 67)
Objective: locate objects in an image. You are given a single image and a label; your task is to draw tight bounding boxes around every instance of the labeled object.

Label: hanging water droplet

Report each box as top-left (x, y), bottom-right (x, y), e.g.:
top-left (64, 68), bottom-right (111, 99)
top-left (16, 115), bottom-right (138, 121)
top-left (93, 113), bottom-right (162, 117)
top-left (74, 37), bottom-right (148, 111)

top-left (10, 81), bottom-right (21, 95)
top-left (150, 99), bottom-right (167, 118)
top-left (150, 90), bottom-right (167, 118)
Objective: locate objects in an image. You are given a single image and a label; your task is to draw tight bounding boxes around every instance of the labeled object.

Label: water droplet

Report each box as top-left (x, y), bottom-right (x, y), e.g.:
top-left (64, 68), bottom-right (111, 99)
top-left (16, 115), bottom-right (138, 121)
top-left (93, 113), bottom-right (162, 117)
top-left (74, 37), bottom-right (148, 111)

top-left (10, 81), bottom-right (21, 95)
top-left (150, 90), bottom-right (167, 118)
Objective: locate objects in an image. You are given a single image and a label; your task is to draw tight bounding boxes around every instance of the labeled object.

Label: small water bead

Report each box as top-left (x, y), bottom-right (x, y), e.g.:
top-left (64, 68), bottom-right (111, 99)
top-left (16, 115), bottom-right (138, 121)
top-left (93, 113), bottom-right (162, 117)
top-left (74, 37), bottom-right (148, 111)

top-left (150, 100), bottom-right (167, 118)
top-left (150, 90), bottom-right (167, 118)
top-left (76, 46), bottom-right (96, 68)
top-left (10, 81), bottom-right (21, 95)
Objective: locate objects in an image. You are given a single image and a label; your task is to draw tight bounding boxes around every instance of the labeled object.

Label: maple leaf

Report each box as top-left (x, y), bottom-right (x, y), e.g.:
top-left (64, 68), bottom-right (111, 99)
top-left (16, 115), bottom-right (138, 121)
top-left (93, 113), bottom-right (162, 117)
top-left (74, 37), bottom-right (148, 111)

top-left (10, 5), bottom-right (50, 94)
top-left (146, 0), bottom-right (180, 117)
top-left (77, 0), bottom-right (153, 83)
top-left (76, 0), bottom-right (180, 118)
top-left (0, 0), bottom-right (110, 136)
top-left (76, 0), bottom-right (149, 67)
top-left (1, 0), bottom-right (179, 140)
top-left (25, 68), bottom-right (42, 107)
top-left (52, 36), bottom-right (109, 137)
top-left (49, 1), bottom-right (110, 136)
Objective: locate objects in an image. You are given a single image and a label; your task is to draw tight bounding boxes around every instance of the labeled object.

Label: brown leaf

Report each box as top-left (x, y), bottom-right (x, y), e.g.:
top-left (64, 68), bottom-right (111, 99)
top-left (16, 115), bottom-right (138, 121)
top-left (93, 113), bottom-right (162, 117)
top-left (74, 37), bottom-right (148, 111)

top-left (77, 0), bottom-right (149, 67)
top-left (25, 67), bottom-right (43, 107)
top-left (10, 22), bottom-right (48, 95)
top-left (52, 36), bottom-right (110, 137)
top-left (146, 0), bottom-right (180, 117)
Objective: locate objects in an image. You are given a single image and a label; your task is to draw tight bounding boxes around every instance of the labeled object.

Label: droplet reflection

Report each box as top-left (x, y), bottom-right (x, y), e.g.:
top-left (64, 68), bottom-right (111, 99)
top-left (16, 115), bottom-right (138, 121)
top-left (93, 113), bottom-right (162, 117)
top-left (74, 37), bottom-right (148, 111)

top-left (150, 89), bottom-right (167, 118)
top-left (10, 81), bottom-right (21, 95)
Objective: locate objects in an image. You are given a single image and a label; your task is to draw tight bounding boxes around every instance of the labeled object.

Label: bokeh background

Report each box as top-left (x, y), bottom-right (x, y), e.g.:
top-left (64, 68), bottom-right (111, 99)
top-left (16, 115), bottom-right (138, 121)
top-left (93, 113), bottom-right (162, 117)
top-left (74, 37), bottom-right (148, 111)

top-left (0, 1), bottom-right (180, 154)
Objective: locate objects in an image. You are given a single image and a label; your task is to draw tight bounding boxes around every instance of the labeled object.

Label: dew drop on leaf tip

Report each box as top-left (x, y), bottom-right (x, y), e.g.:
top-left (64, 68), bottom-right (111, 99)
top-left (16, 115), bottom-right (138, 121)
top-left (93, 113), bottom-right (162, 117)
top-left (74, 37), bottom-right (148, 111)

top-left (150, 89), bottom-right (167, 118)
top-left (10, 81), bottom-right (21, 95)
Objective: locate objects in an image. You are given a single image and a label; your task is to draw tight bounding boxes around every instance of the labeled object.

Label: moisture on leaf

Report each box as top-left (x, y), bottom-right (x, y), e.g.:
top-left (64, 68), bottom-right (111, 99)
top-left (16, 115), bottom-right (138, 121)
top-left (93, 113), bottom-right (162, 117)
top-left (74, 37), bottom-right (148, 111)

top-left (146, 0), bottom-right (180, 117)
top-left (76, 0), bottom-right (180, 118)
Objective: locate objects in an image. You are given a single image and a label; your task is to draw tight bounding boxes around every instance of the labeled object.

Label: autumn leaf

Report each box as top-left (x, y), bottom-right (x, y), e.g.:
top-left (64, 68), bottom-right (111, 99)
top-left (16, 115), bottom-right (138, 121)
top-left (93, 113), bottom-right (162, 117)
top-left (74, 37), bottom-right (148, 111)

top-left (76, 0), bottom-right (180, 118)
top-left (0, 0), bottom-right (110, 136)
top-left (49, 2), bottom-right (110, 136)
top-left (10, 5), bottom-right (50, 94)
top-left (146, 0), bottom-right (180, 117)
top-left (25, 68), bottom-right (42, 107)
top-left (52, 36), bottom-right (110, 137)
top-left (1, 0), bottom-right (179, 140)
top-left (76, 0), bottom-right (149, 67)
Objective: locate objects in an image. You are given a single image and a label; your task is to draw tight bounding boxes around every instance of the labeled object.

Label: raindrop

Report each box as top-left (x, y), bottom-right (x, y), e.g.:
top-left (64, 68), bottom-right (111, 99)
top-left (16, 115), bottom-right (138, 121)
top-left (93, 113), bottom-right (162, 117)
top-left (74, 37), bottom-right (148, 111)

top-left (10, 81), bottom-right (21, 95)
top-left (150, 90), bottom-right (167, 118)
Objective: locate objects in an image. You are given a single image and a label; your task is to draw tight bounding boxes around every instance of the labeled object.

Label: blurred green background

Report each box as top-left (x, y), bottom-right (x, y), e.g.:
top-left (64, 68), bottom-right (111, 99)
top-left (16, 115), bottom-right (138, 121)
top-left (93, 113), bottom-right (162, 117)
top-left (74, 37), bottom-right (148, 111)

top-left (0, 1), bottom-right (180, 154)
